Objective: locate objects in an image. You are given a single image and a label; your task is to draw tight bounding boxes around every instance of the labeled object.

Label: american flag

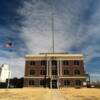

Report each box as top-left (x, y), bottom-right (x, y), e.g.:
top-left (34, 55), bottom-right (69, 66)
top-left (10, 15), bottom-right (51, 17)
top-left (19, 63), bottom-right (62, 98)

top-left (4, 42), bottom-right (13, 48)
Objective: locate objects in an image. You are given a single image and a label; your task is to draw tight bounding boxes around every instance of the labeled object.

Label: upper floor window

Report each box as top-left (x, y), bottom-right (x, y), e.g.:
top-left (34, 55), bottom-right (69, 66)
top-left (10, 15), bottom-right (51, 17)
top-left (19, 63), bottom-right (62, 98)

top-left (74, 70), bottom-right (80, 75)
top-left (30, 70), bottom-right (35, 75)
top-left (41, 60), bottom-right (46, 66)
top-left (74, 60), bottom-right (80, 65)
top-left (40, 80), bottom-right (45, 85)
top-left (40, 70), bottom-right (46, 75)
top-left (30, 61), bottom-right (35, 65)
top-left (52, 70), bottom-right (57, 75)
top-left (64, 70), bottom-right (70, 75)
top-left (52, 60), bottom-right (57, 66)
top-left (63, 60), bottom-right (69, 65)
top-left (29, 80), bottom-right (34, 85)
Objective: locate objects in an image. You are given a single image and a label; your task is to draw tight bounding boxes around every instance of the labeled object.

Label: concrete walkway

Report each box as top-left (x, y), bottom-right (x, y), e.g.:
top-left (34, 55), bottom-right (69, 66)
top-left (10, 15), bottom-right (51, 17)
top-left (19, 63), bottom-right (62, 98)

top-left (51, 89), bottom-right (66, 100)
top-left (42, 89), bottom-right (66, 100)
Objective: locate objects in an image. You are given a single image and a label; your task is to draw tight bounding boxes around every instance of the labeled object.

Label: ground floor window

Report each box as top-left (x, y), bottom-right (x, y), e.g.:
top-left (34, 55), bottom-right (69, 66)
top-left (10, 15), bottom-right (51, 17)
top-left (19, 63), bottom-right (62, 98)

top-left (40, 80), bottom-right (45, 86)
top-left (29, 80), bottom-right (34, 85)
top-left (75, 80), bottom-right (81, 86)
top-left (64, 80), bottom-right (70, 86)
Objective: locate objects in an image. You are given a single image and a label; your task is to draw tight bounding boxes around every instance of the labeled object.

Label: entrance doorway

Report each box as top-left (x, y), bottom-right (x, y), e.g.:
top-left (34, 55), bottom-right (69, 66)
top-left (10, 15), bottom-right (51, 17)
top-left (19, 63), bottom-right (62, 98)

top-left (52, 80), bottom-right (57, 88)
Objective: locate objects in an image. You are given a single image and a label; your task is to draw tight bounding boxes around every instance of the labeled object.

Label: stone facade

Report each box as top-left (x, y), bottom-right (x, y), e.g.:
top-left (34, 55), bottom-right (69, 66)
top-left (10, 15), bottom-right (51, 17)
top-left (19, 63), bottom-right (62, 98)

top-left (24, 53), bottom-right (86, 88)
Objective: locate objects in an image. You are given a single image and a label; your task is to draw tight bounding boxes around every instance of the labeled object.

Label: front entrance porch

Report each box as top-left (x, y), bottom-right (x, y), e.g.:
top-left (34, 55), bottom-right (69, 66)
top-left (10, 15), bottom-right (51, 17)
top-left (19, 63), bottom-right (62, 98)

top-left (52, 80), bottom-right (57, 88)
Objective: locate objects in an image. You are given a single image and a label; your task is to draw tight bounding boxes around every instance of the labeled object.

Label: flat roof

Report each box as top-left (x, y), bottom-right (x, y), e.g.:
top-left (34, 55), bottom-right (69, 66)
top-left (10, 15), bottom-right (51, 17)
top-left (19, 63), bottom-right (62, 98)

top-left (25, 53), bottom-right (84, 57)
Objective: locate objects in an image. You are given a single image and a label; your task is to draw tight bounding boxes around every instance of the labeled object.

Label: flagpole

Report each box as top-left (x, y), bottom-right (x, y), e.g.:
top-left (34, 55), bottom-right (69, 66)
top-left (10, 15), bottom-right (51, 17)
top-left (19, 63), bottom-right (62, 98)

top-left (5, 41), bottom-right (12, 90)
top-left (6, 65), bottom-right (10, 90)
top-left (51, 12), bottom-right (55, 53)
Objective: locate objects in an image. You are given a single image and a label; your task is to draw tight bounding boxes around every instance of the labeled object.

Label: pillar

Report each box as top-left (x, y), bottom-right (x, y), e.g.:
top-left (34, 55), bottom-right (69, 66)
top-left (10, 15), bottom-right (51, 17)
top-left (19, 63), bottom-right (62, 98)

top-left (46, 60), bottom-right (48, 76)
top-left (49, 60), bottom-right (52, 76)
top-left (57, 60), bottom-right (59, 76)
top-left (49, 60), bottom-right (52, 88)
top-left (60, 60), bottom-right (62, 76)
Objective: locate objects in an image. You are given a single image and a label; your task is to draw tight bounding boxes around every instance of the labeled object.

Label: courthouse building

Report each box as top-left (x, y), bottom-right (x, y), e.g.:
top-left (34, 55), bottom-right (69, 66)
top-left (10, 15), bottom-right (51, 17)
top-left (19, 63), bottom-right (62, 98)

top-left (24, 53), bottom-right (86, 88)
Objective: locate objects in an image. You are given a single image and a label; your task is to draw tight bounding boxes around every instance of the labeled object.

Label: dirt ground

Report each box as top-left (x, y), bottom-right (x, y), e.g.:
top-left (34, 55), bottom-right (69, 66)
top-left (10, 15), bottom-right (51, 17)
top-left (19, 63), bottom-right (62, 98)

top-left (60, 88), bottom-right (100, 100)
top-left (0, 88), bottom-right (100, 100)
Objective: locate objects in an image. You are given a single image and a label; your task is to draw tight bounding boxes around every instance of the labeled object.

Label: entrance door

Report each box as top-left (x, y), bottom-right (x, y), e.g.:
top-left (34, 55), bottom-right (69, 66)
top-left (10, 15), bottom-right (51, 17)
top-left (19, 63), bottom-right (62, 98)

top-left (52, 80), bottom-right (57, 88)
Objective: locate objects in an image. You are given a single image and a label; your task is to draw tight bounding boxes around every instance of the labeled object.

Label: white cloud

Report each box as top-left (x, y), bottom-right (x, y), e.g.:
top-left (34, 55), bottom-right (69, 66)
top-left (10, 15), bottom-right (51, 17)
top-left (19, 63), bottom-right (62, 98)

top-left (18, 0), bottom-right (100, 58)
top-left (14, 0), bottom-right (100, 78)
top-left (18, 0), bottom-right (77, 54)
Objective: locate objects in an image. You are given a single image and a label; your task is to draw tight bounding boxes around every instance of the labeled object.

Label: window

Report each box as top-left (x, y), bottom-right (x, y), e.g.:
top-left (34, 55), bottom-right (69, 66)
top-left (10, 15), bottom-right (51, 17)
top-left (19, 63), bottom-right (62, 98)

top-left (52, 70), bottom-right (57, 75)
top-left (64, 70), bottom-right (70, 75)
top-left (75, 80), bottom-right (81, 86)
top-left (40, 80), bottom-right (45, 85)
top-left (40, 70), bottom-right (46, 75)
top-left (74, 60), bottom-right (80, 65)
top-left (30, 61), bottom-right (35, 65)
top-left (29, 80), bottom-right (34, 85)
top-left (30, 70), bottom-right (35, 75)
top-left (63, 60), bottom-right (69, 65)
top-left (52, 60), bottom-right (57, 66)
top-left (64, 80), bottom-right (70, 86)
top-left (74, 70), bottom-right (80, 75)
top-left (41, 60), bottom-right (46, 66)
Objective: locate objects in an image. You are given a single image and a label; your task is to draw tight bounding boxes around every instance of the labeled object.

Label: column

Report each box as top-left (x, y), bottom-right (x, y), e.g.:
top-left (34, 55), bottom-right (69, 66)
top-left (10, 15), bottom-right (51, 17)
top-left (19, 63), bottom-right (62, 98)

top-left (57, 80), bottom-right (60, 89)
top-left (49, 60), bottom-right (52, 88)
top-left (57, 60), bottom-right (59, 76)
top-left (50, 79), bottom-right (52, 89)
top-left (49, 60), bottom-right (52, 76)
top-left (46, 60), bottom-right (48, 76)
top-left (57, 60), bottom-right (60, 88)
top-left (60, 60), bottom-right (62, 76)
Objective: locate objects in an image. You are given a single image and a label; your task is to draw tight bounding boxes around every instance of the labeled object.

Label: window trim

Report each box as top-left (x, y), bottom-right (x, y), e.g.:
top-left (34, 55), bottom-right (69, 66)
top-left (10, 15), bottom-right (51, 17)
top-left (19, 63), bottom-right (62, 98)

top-left (64, 80), bottom-right (70, 86)
top-left (30, 70), bottom-right (35, 75)
top-left (30, 61), bottom-right (35, 65)
top-left (75, 80), bottom-right (81, 86)
top-left (64, 70), bottom-right (70, 75)
top-left (52, 60), bottom-right (57, 66)
top-left (52, 70), bottom-right (57, 75)
top-left (29, 80), bottom-right (34, 85)
top-left (63, 60), bottom-right (69, 65)
top-left (40, 70), bottom-right (46, 75)
top-left (74, 69), bottom-right (80, 75)
top-left (74, 60), bottom-right (80, 65)
top-left (40, 79), bottom-right (45, 85)
top-left (41, 60), bottom-right (46, 66)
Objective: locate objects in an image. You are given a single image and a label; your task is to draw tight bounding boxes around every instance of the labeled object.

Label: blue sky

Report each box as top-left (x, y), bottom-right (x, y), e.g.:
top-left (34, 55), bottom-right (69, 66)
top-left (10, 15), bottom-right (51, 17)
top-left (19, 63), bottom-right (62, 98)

top-left (0, 0), bottom-right (100, 81)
